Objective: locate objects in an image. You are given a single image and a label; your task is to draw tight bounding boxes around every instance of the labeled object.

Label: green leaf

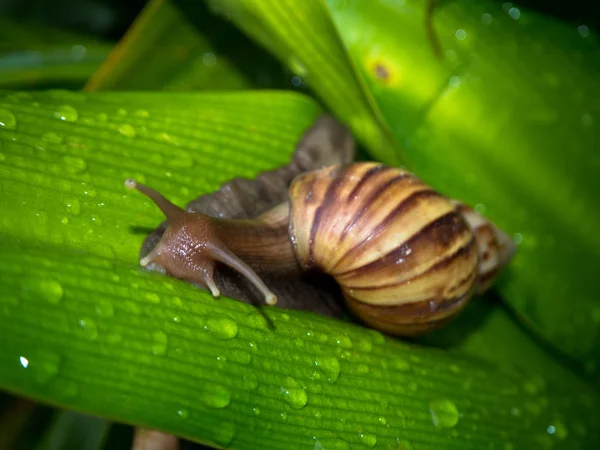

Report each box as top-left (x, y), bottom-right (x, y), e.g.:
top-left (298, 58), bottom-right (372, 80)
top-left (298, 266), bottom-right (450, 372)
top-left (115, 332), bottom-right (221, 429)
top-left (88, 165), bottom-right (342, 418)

top-left (210, 0), bottom-right (600, 369)
top-left (0, 90), bottom-right (599, 449)
top-left (205, 0), bottom-right (401, 164)
top-left (85, 0), bottom-right (287, 92)
top-left (0, 18), bottom-right (112, 90)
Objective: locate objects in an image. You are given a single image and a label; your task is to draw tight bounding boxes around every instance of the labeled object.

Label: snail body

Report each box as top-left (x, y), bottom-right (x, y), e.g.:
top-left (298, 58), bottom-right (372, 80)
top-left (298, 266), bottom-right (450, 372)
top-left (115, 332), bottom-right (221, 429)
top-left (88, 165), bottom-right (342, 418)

top-left (127, 161), bottom-right (515, 336)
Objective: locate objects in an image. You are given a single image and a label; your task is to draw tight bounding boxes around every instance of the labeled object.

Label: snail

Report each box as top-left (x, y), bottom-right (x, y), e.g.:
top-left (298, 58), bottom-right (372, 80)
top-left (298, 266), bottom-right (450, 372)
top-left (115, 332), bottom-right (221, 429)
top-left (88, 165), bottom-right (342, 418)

top-left (126, 115), bottom-right (515, 336)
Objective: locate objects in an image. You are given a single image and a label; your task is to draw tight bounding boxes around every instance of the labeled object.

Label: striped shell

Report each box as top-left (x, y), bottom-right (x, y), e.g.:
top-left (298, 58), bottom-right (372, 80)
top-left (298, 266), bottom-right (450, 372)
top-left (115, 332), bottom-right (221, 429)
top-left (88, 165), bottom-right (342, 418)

top-left (289, 162), bottom-right (480, 336)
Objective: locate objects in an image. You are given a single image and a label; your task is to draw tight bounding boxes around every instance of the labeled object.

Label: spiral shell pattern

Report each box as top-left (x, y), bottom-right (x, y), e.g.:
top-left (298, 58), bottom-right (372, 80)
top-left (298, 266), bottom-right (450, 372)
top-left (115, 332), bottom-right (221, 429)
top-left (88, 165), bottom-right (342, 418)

top-left (289, 162), bottom-right (479, 335)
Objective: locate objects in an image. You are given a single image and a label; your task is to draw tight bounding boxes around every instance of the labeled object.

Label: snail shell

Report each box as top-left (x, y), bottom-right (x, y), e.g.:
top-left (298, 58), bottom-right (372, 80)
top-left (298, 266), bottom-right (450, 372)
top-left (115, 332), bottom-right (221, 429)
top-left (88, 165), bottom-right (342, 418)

top-left (289, 162), bottom-right (480, 335)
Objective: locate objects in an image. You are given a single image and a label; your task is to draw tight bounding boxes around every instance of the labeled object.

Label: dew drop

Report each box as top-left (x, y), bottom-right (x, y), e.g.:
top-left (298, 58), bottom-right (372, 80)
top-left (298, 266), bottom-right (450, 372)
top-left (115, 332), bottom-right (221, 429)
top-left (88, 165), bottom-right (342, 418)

top-left (429, 399), bottom-right (460, 428)
top-left (378, 416), bottom-right (387, 425)
top-left (143, 292), bottom-right (161, 304)
top-left (242, 373), bottom-right (258, 390)
top-left (96, 300), bottom-right (114, 317)
top-left (314, 356), bottom-right (341, 382)
top-left (119, 124), bottom-right (136, 137)
top-left (90, 214), bottom-right (102, 226)
top-left (230, 349), bottom-right (252, 365)
top-left (280, 412), bottom-right (288, 421)
top-left (455, 29), bottom-right (467, 41)
top-left (54, 105), bottom-right (78, 122)
top-left (358, 339), bottom-right (372, 352)
top-left (508, 7), bottom-right (520, 20)
top-left (550, 420), bottom-right (568, 440)
top-left (151, 330), bottom-right (168, 355)
top-left (78, 317), bottom-right (99, 340)
top-left (19, 352), bottom-right (61, 384)
top-left (42, 132), bottom-right (63, 144)
top-left (134, 109), bottom-right (150, 118)
top-left (0, 108), bottom-right (17, 129)
top-left (245, 312), bottom-right (269, 330)
top-left (65, 198), bottom-right (81, 216)
top-left (281, 376), bottom-right (308, 409)
top-left (206, 316), bottom-right (239, 339)
top-left (336, 335), bottom-right (353, 348)
top-left (20, 278), bottom-right (64, 304)
top-left (202, 385), bottom-right (231, 408)
top-left (211, 420), bottom-right (235, 446)
top-left (358, 432), bottom-right (377, 448)
top-left (61, 156), bottom-right (87, 174)
top-left (253, 407), bottom-right (260, 415)
top-left (172, 315), bottom-right (181, 323)
top-left (61, 217), bottom-right (69, 225)
top-left (393, 359), bottom-right (412, 372)
top-left (177, 409), bottom-right (189, 419)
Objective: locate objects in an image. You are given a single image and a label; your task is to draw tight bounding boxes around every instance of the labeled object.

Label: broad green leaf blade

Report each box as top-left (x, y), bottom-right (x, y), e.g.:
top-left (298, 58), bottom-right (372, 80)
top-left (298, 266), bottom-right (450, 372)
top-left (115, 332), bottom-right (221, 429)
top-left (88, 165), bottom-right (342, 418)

top-left (0, 19), bottom-right (111, 89)
top-left (0, 90), bottom-right (599, 449)
top-left (85, 0), bottom-right (286, 92)
top-left (326, 0), bottom-right (600, 370)
top-left (205, 0), bottom-right (401, 164)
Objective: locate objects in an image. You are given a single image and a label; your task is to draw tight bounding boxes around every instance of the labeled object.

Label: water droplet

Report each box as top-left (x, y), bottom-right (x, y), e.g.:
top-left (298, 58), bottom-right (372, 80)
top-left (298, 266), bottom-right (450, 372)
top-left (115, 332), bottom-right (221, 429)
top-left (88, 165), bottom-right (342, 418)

top-left (314, 356), bottom-right (340, 382)
top-left (291, 75), bottom-right (303, 87)
top-left (152, 330), bottom-right (168, 355)
top-left (550, 421), bottom-right (568, 440)
top-left (54, 105), bottom-right (78, 122)
top-left (119, 124), bottom-right (136, 137)
top-left (78, 317), bottom-right (98, 340)
top-left (19, 352), bottom-right (61, 384)
top-left (356, 364), bottom-right (369, 374)
top-left (202, 52), bottom-right (217, 67)
top-left (134, 109), bottom-right (150, 118)
top-left (396, 439), bottom-right (415, 450)
top-left (280, 412), bottom-right (288, 421)
top-left (41, 132), bottom-right (63, 144)
top-left (90, 214), bottom-right (102, 226)
top-left (253, 407), bottom-right (260, 415)
top-left (144, 292), bottom-right (161, 304)
top-left (173, 315), bottom-right (181, 323)
top-left (455, 29), bottom-right (467, 41)
top-left (96, 300), bottom-right (114, 317)
top-left (358, 432), bottom-right (377, 448)
top-left (378, 416), bottom-right (387, 425)
top-left (358, 339), bottom-right (372, 352)
top-left (481, 13), bottom-right (492, 24)
top-left (281, 376), bottom-right (308, 409)
top-left (577, 24), bottom-right (590, 38)
top-left (20, 278), bottom-right (64, 304)
top-left (336, 335), bottom-right (353, 348)
top-left (242, 373), bottom-right (258, 390)
top-left (230, 349), bottom-right (252, 365)
top-left (61, 156), bottom-right (87, 174)
top-left (61, 217), bottom-right (69, 225)
top-left (65, 198), bottom-right (81, 216)
top-left (391, 359), bottom-right (411, 372)
top-left (202, 385), bottom-right (231, 408)
top-left (206, 316), bottom-right (239, 339)
top-left (508, 7), bottom-right (520, 19)
top-left (211, 420), bottom-right (235, 446)
top-left (0, 108), bottom-right (16, 129)
top-left (177, 409), bottom-right (189, 419)
top-left (245, 312), bottom-right (269, 330)
top-left (429, 399), bottom-right (460, 428)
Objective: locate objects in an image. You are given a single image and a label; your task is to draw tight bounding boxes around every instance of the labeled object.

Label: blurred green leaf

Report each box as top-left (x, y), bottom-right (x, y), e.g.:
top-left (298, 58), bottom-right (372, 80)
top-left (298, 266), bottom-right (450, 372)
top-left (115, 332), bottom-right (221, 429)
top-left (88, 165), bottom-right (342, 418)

top-left (37, 410), bottom-right (110, 450)
top-left (0, 18), bottom-right (112, 90)
top-left (209, 0), bottom-right (600, 370)
top-left (205, 0), bottom-right (402, 164)
top-left (85, 0), bottom-right (288, 92)
top-left (1, 90), bottom-right (598, 449)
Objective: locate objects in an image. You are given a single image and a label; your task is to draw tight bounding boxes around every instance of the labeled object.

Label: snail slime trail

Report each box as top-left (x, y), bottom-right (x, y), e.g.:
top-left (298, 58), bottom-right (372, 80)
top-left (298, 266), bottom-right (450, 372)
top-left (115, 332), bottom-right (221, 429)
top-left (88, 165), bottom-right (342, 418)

top-left (126, 115), bottom-right (516, 336)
